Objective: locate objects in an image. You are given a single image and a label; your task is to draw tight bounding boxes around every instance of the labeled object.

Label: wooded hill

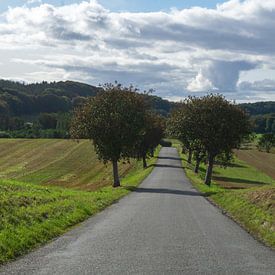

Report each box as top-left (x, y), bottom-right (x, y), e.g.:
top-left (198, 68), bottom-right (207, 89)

top-left (0, 79), bottom-right (274, 136)
top-left (0, 80), bottom-right (174, 117)
top-left (0, 80), bottom-right (176, 138)
top-left (240, 102), bottom-right (275, 133)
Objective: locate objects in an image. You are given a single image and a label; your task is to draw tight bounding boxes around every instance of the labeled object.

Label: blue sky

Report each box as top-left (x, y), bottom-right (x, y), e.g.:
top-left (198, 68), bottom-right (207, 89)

top-left (0, 0), bottom-right (226, 13)
top-left (0, 0), bottom-right (275, 102)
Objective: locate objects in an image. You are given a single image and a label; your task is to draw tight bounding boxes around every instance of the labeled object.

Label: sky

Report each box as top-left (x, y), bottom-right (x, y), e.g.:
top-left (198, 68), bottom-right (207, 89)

top-left (0, 0), bottom-right (275, 102)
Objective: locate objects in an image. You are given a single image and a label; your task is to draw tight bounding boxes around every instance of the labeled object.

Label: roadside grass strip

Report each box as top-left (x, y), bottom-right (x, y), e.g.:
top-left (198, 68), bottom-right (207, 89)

top-left (173, 142), bottom-right (275, 248)
top-left (0, 148), bottom-right (159, 265)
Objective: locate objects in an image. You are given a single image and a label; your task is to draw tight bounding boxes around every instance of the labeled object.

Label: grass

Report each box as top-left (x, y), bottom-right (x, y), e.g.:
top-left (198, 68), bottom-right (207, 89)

top-left (0, 139), bottom-right (140, 191)
top-left (172, 140), bottom-right (275, 248)
top-left (0, 139), bottom-right (160, 264)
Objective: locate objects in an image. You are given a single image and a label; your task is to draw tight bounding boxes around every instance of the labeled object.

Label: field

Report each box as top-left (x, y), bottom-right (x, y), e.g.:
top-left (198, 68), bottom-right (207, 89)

top-left (0, 139), bottom-right (136, 191)
top-left (235, 149), bottom-right (275, 180)
top-left (172, 140), bottom-right (275, 247)
top-left (0, 139), bottom-right (159, 264)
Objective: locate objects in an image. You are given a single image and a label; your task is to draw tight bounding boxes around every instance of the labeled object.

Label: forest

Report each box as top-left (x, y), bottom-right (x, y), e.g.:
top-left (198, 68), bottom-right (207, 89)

top-left (0, 79), bottom-right (274, 138)
top-left (0, 80), bottom-right (175, 138)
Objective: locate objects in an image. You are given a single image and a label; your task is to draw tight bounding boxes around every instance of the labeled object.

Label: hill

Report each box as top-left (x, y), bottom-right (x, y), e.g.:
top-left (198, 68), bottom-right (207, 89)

top-left (0, 139), bottom-right (138, 190)
top-left (239, 102), bottom-right (275, 133)
top-left (0, 80), bottom-right (176, 138)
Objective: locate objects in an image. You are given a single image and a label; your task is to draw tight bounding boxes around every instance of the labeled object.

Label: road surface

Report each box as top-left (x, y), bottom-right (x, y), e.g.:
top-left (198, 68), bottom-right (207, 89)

top-left (1, 147), bottom-right (274, 274)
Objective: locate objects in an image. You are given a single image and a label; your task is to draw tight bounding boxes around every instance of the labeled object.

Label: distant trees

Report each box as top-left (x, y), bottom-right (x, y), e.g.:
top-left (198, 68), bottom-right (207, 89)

top-left (71, 83), bottom-right (163, 187)
top-left (257, 133), bottom-right (275, 153)
top-left (168, 94), bottom-right (251, 185)
top-left (133, 113), bottom-right (165, 168)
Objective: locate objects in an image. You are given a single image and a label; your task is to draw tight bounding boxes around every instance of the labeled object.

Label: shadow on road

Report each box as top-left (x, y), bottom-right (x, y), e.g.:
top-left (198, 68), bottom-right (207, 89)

top-left (125, 187), bottom-right (216, 197)
top-left (148, 164), bottom-right (184, 169)
top-left (157, 156), bottom-right (184, 161)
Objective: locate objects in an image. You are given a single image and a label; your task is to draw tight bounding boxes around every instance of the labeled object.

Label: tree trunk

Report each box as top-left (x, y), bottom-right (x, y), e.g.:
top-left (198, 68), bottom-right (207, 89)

top-left (205, 153), bottom-right (214, 186)
top-left (142, 154), bottom-right (147, 169)
top-left (150, 148), bottom-right (154, 157)
top-left (112, 160), bottom-right (120, 187)
top-left (194, 158), bottom-right (201, 174)
top-left (187, 148), bottom-right (192, 164)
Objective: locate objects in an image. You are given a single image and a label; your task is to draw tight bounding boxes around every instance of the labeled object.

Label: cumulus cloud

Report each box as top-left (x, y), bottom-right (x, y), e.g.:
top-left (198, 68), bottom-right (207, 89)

top-left (0, 0), bottom-right (275, 101)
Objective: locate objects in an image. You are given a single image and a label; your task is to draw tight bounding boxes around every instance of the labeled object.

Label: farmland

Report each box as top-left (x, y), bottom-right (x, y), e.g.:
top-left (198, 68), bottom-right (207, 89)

top-left (0, 139), bottom-right (159, 264)
top-left (173, 140), bottom-right (275, 247)
top-left (0, 139), bottom-right (137, 191)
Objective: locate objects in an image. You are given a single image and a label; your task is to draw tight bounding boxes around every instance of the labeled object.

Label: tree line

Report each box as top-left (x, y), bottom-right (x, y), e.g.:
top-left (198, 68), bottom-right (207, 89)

top-left (70, 83), bottom-right (165, 187)
top-left (0, 80), bottom-right (174, 138)
top-left (167, 94), bottom-right (251, 185)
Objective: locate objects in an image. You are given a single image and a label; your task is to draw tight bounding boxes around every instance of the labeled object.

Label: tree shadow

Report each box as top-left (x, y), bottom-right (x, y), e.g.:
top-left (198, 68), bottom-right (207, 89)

top-left (214, 162), bottom-right (246, 168)
top-left (147, 164), bottom-right (184, 169)
top-left (214, 176), bottom-right (270, 185)
top-left (157, 156), bottom-right (184, 161)
top-left (125, 186), bottom-right (216, 197)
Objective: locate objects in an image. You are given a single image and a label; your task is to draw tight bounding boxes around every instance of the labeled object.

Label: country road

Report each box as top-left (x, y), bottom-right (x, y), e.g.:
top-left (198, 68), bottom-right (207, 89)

top-left (1, 147), bottom-right (274, 275)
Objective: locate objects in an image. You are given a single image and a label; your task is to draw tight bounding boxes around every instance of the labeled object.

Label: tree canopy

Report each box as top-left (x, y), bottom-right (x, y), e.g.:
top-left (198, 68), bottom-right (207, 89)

top-left (168, 94), bottom-right (251, 185)
top-left (70, 83), bottom-right (148, 187)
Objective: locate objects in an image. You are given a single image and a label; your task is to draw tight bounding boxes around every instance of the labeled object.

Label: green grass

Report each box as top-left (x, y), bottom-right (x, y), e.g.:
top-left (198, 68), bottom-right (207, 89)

top-left (0, 141), bottom-right (160, 264)
top-left (172, 140), bottom-right (275, 248)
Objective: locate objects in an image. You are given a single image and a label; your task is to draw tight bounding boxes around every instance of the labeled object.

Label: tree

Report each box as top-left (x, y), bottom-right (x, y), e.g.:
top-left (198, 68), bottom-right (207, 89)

top-left (38, 113), bottom-right (57, 129)
top-left (166, 104), bottom-right (194, 163)
top-left (188, 95), bottom-right (251, 185)
top-left (257, 133), bottom-right (275, 153)
top-left (70, 83), bottom-right (147, 187)
top-left (134, 112), bottom-right (165, 168)
top-left (167, 103), bottom-right (205, 170)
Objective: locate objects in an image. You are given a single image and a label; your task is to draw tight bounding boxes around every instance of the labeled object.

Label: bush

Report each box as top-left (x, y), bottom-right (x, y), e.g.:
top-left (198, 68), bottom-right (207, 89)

top-left (257, 133), bottom-right (275, 153)
top-left (0, 131), bottom-right (11, 138)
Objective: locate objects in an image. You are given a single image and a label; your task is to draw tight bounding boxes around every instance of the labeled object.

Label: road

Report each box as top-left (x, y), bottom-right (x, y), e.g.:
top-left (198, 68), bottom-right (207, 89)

top-left (1, 147), bottom-right (274, 274)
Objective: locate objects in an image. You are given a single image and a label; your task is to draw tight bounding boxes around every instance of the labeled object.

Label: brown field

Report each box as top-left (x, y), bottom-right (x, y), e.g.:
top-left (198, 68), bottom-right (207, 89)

top-left (0, 139), bottom-right (137, 191)
top-left (235, 149), bottom-right (275, 180)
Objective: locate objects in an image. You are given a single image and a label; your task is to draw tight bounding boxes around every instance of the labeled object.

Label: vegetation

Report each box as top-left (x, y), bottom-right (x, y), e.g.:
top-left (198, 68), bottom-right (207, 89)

top-left (173, 140), bottom-right (275, 248)
top-left (71, 83), bottom-right (150, 187)
top-left (0, 139), bottom-right (143, 190)
top-left (0, 137), bottom-right (161, 264)
top-left (0, 79), bottom-right (175, 139)
top-left (0, 148), bottom-right (159, 265)
top-left (133, 113), bottom-right (165, 168)
top-left (167, 94), bottom-right (251, 185)
top-left (257, 133), bottom-right (275, 153)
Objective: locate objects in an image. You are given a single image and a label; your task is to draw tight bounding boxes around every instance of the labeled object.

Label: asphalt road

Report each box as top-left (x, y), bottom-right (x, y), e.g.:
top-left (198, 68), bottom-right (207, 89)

top-left (1, 147), bottom-right (275, 275)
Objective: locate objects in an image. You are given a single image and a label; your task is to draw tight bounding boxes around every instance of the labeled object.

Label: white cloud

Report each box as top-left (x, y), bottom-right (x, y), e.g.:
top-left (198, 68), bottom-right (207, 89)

top-left (26, 0), bottom-right (42, 4)
top-left (187, 70), bottom-right (214, 92)
top-left (0, 0), bottom-right (275, 101)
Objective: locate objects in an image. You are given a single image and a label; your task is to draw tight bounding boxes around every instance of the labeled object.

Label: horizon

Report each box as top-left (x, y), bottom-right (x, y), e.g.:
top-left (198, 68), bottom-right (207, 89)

top-left (0, 0), bottom-right (275, 103)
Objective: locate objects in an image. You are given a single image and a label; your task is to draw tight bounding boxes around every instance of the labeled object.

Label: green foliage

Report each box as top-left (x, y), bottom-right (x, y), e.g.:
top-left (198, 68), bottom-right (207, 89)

top-left (0, 131), bottom-right (11, 138)
top-left (133, 112), bottom-right (165, 167)
top-left (240, 101), bottom-right (275, 116)
top-left (0, 80), bottom-right (176, 138)
top-left (167, 94), bottom-right (251, 184)
top-left (257, 133), bottom-right (275, 153)
top-left (71, 83), bottom-right (149, 186)
top-left (173, 141), bottom-right (275, 248)
top-left (0, 146), bottom-right (160, 264)
top-left (71, 83), bottom-right (147, 162)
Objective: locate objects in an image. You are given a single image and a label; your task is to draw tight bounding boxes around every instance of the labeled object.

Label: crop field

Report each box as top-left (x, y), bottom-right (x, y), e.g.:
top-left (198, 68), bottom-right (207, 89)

top-left (172, 140), bottom-right (275, 247)
top-left (0, 139), bottom-right (159, 264)
top-left (235, 149), bottom-right (275, 180)
top-left (0, 139), bottom-right (136, 191)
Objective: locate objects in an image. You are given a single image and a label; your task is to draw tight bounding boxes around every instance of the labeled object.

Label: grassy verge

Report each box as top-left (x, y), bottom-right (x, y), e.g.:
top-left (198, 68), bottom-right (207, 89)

top-left (173, 141), bottom-right (275, 248)
top-left (0, 148), bottom-right (160, 265)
